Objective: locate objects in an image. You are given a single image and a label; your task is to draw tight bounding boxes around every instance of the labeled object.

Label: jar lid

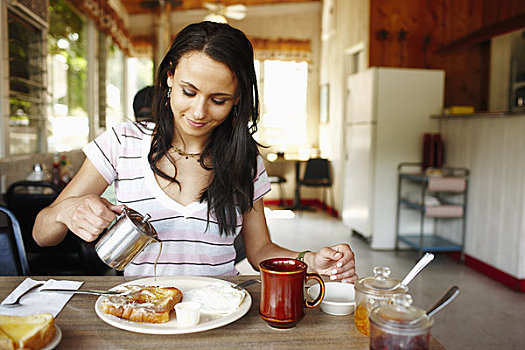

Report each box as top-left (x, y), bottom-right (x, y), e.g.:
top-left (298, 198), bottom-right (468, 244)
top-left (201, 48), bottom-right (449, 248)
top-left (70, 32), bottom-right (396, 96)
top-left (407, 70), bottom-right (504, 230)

top-left (354, 267), bottom-right (408, 295)
top-left (125, 208), bottom-right (158, 239)
top-left (370, 294), bottom-right (434, 332)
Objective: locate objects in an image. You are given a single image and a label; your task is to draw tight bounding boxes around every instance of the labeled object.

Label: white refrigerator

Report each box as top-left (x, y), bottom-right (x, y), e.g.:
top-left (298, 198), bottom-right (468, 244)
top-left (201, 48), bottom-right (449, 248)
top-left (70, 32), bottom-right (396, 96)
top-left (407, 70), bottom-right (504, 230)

top-left (341, 67), bottom-right (445, 249)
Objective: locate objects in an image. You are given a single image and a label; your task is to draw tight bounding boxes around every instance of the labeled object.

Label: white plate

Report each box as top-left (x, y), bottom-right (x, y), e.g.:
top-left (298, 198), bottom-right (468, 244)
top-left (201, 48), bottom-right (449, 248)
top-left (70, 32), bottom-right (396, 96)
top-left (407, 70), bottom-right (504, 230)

top-left (42, 325), bottom-right (62, 350)
top-left (94, 276), bottom-right (251, 334)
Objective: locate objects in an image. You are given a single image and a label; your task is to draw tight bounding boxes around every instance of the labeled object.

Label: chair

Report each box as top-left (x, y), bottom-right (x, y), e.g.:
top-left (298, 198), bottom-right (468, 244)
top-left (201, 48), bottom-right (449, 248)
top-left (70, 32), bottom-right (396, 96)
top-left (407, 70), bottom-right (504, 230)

top-left (298, 158), bottom-right (335, 212)
top-left (233, 234), bottom-right (247, 265)
top-left (0, 205), bottom-right (30, 275)
top-left (5, 180), bottom-right (110, 275)
top-left (268, 175), bottom-right (287, 206)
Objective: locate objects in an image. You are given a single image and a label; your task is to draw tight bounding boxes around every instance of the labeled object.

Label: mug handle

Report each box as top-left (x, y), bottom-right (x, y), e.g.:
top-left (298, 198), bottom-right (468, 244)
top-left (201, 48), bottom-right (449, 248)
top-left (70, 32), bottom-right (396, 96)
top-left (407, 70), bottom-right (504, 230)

top-left (305, 273), bottom-right (325, 308)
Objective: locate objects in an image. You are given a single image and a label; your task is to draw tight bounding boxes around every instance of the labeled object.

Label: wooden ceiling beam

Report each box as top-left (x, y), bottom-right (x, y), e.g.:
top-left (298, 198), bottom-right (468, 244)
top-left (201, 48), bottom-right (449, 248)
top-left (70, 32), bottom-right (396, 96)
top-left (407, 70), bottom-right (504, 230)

top-left (121, 0), bottom-right (320, 15)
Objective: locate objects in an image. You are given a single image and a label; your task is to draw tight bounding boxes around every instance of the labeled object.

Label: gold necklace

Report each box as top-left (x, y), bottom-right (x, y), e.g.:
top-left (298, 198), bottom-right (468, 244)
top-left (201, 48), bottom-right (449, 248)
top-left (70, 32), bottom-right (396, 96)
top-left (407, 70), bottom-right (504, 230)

top-left (171, 145), bottom-right (201, 161)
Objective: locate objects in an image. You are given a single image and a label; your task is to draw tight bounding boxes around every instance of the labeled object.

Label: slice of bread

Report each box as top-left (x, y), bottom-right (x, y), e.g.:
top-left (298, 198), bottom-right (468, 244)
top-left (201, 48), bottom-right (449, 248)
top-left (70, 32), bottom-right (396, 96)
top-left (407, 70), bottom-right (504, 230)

top-left (0, 313), bottom-right (55, 350)
top-left (0, 328), bottom-right (15, 350)
top-left (101, 285), bottom-right (183, 323)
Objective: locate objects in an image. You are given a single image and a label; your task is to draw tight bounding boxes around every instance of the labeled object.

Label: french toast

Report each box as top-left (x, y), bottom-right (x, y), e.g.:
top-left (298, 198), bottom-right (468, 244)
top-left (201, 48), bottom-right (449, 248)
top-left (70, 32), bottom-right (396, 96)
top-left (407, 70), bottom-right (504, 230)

top-left (0, 328), bottom-right (14, 350)
top-left (0, 313), bottom-right (55, 350)
top-left (101, 285), bottom-right (183, 323)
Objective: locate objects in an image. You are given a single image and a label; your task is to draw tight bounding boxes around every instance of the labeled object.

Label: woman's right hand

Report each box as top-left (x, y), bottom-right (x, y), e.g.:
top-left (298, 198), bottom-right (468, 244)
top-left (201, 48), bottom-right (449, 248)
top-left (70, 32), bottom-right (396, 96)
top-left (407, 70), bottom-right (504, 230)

top-left (56, 194), bottom-right (124, 242)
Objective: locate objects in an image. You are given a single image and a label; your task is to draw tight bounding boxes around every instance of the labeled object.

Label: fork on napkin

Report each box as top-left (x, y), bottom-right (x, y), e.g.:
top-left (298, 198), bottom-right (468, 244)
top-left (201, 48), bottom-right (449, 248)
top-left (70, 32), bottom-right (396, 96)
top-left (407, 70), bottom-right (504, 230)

top-left (0, 278), bottom-right (83, 317)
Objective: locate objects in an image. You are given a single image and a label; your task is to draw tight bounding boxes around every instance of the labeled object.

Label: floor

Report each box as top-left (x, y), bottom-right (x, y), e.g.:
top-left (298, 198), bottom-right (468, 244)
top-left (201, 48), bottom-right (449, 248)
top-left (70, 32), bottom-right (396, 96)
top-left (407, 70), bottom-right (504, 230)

top-left (236, 207), bottom-right (525, 350)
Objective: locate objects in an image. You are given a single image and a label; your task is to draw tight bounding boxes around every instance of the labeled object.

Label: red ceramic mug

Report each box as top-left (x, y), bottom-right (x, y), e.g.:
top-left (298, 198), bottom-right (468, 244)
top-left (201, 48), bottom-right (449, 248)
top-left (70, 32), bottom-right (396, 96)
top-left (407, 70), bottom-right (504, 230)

top-left (259, 258), bottom-right (325, 328)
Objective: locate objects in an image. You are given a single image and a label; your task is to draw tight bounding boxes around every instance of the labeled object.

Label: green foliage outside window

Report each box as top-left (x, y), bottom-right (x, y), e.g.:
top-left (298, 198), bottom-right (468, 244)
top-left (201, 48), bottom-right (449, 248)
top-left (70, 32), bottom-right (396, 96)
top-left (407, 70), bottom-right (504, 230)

top-left (48, 0), bottom-right (87, 117)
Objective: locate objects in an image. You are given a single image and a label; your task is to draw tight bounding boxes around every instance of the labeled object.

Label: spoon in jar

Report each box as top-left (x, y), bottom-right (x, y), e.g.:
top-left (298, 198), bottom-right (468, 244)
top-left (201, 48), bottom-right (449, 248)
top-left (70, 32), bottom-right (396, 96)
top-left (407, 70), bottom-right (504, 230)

top-left (409, 285), bottom-right (459, 324)
top-left (400, 253), bottom-right (435, 287)
top-left (388, 253), bottom-right (435, 290)
top-left (426, 285), bottom-right (459, 318)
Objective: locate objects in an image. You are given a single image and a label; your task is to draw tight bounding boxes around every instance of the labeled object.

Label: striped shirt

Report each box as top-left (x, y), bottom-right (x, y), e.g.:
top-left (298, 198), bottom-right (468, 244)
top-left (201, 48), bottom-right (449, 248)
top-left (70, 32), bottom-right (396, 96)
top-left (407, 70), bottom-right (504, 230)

top-left (83, 122), bottom-right (271, 276)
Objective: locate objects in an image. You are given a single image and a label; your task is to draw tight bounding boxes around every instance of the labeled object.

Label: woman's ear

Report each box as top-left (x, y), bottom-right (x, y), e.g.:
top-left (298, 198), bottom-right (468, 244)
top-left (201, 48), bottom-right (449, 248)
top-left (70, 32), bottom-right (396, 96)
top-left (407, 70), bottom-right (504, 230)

top-left (166, 74), bottom-right (173, 88)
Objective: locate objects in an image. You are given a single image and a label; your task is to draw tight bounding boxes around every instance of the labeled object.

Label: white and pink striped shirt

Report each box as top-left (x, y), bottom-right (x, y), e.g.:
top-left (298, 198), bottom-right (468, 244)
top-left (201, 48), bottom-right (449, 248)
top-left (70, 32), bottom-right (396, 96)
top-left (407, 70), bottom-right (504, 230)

top-left (83, 122), bottom-right (271, 276)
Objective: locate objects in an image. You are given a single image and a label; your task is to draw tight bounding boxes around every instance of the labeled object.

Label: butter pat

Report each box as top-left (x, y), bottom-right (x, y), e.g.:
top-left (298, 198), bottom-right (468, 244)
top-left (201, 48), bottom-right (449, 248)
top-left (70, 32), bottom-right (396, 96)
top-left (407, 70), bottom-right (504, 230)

top-left (175, 302), bottom-right (201, 328)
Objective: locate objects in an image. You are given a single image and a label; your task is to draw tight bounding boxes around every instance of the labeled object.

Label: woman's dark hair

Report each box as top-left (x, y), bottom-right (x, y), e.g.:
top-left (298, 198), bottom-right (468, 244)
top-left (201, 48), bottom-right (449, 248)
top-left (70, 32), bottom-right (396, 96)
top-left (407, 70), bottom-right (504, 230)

top-left (150, 21), bottom-right (260, 236)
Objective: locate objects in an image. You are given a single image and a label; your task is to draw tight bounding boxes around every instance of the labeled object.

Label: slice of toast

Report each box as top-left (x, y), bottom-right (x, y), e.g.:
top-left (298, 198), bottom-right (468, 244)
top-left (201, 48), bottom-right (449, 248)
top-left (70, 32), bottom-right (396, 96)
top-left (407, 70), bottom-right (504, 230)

top-left (0, 313), bottom-right (55, 350)
top-left (0, 328), bottom-right (15, 350)
top-left (101, 285), bottom-right (183, 323)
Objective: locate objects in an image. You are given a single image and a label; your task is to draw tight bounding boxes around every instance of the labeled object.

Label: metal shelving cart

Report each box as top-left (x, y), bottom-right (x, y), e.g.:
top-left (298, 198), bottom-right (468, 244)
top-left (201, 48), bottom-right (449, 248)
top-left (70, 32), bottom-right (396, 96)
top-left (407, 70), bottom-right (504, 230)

top-left (395, 162), bottom-right (469, 259)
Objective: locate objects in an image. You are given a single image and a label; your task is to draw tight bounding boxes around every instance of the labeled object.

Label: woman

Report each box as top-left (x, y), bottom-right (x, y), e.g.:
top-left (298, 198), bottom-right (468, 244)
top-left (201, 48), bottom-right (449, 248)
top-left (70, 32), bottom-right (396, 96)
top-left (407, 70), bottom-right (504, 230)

top-left (33, 21), bottom-right (357, 282)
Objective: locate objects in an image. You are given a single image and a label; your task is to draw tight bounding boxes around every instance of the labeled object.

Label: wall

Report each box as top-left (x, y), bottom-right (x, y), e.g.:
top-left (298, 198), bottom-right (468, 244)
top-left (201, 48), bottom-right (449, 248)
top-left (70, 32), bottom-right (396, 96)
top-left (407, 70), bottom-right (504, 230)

top-left (369, 0), bottom-right (487, 110)
top-left (319, 0), bottom-right (370, 213)
top-left (368, 0), bottom-right (524, 112)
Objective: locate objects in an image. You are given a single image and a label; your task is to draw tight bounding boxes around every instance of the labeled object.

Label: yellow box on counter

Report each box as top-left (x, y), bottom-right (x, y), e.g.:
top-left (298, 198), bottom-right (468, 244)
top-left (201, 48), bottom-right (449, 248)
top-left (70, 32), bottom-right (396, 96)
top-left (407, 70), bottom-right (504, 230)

top-left (444, 106), bottom-right (475, 114)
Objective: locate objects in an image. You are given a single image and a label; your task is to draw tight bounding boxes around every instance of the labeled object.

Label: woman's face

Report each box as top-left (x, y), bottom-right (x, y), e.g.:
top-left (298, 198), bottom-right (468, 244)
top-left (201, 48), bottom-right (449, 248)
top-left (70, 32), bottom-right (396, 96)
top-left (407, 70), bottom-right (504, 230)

top-left (167, 51), bottom-right (239, 144)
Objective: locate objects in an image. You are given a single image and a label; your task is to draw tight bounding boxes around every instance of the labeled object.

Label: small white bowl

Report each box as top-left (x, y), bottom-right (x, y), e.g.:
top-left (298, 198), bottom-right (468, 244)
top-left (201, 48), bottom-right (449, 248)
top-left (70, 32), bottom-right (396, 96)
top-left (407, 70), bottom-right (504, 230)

top-left (175, 301), bottom-right (202, 327)
top-left (307, 282), bottom-right (355, 316)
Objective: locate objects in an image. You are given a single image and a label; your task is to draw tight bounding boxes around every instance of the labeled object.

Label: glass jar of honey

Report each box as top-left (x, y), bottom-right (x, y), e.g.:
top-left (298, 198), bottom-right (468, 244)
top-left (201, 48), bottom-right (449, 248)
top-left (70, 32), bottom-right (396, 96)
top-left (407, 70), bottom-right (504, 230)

top-left (354, 266), bottom-right (408, 336)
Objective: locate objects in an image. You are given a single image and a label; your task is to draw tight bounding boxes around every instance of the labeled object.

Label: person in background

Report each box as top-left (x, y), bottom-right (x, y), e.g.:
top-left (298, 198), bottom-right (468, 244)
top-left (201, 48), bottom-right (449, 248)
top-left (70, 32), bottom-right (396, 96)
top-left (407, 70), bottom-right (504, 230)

top-left (32, 21), bottom-right (358, 282)
top-left (133, 86), bottom-right (154, 122)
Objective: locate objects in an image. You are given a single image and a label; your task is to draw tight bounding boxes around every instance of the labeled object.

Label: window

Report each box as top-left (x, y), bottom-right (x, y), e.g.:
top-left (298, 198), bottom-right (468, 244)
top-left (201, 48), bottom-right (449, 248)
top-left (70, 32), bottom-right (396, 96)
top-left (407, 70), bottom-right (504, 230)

top-left (7, 11), bottom-right (45, 155)
top-left (126, 57), bottom-right (154, 120)
top-left (255, 59), bottom-right (308, 149)
top-left (106, 43), bottom-right (125, 127)
top-left (47, 0), bottom-right (88, 152)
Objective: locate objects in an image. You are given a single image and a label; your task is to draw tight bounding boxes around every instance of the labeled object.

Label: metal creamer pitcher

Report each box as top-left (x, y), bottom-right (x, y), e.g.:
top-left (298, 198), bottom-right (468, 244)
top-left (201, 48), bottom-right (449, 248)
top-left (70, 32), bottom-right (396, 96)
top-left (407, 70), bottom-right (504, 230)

top-left (95, 207), bottom-right (158, 271)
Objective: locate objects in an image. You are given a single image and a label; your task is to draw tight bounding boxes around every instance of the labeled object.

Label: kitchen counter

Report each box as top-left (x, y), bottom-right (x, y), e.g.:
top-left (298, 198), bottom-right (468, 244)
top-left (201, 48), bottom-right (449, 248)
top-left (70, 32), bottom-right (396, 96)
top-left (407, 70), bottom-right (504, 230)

top-left (438, 114), bottom-right (525, 291)
top-left (431, 111), bottom-right (525, 119)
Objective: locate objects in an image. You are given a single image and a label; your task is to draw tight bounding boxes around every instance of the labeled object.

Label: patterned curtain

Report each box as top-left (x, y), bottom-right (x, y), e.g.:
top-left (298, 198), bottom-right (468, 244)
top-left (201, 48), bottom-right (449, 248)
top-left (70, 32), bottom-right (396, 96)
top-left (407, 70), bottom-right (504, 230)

top-left (250, 38), bottom-right (312, 62)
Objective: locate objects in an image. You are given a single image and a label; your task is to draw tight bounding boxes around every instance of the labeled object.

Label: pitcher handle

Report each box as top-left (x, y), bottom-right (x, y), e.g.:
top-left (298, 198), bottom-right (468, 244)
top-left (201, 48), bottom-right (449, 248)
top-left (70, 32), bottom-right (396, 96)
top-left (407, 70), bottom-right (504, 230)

top-left (305, 273), bottom-right (325, 308)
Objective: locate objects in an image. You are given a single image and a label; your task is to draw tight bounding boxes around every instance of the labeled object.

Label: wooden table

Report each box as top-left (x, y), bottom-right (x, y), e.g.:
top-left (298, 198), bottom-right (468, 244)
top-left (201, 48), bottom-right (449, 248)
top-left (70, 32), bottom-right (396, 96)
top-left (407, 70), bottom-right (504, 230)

top-left (0, 276), bottom-right (446, 349)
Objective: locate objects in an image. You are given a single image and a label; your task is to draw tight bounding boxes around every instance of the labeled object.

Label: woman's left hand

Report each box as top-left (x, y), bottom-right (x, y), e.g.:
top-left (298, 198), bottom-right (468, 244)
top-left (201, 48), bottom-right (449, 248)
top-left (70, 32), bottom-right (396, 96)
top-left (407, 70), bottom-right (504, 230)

top-left (310, 244), bottom-right (358, 283)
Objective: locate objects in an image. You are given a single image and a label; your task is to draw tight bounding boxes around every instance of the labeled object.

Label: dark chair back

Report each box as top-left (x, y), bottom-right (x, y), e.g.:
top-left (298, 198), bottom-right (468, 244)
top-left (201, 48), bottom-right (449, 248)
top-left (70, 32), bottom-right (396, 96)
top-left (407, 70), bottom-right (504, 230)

top-left (5, 180), bottom-right (107, 275)
top-left (233, 234), bottom-right (247, 264)
top-left (6, 181), bottom-right (61, 254)
top-left (301, 158), bottom-right (332, 186)
top-left (269, 175), bottom-right (287, 206)
top-left (0, 205), bottom-right (30, 275)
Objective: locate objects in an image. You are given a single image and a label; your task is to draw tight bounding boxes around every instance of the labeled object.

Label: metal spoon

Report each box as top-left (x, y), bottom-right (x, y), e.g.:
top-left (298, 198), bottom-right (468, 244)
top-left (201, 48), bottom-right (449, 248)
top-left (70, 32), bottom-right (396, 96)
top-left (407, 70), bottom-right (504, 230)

top-left (401, 253), bottom-right (435, 287)
top-left (389, 253), bottom-right (435, 290)
top-left (409, 285), bottom-right (459, 324)
top-left (2, 282), bottom-right (44, 307)
top-left (426, 285), bottom-right (459, 318)
top-left (233, 278), bottom-right (260, 291)
top-left (40, 288), bottom-right (124, 295)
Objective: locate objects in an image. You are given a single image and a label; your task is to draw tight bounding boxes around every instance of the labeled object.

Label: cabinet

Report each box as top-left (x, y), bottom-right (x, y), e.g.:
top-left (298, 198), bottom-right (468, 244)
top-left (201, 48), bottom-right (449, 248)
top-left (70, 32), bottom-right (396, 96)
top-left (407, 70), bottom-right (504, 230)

top-left (395, 162), bottom-right (469, 258)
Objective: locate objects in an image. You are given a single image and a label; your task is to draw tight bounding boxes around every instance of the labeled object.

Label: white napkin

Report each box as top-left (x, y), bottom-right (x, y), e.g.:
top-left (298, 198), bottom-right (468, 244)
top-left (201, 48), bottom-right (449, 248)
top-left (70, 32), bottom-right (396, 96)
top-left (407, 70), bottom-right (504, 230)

top-left (0, 278), bottom-right (83, 317)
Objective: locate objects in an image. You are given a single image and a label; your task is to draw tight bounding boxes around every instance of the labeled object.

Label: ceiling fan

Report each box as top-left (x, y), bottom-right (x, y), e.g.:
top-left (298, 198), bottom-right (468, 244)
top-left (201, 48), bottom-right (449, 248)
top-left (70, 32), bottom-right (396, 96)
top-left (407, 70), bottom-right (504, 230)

top-left (140, 0), bottom-right (182, 10)
top-left (203, 2), bottom-right (247, 23)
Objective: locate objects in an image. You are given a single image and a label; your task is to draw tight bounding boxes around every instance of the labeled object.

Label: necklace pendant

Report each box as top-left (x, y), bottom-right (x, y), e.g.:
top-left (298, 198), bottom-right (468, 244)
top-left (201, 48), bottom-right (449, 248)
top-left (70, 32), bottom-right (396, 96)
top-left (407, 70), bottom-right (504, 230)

top-left (185, 156), bottom-right (189, 159)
